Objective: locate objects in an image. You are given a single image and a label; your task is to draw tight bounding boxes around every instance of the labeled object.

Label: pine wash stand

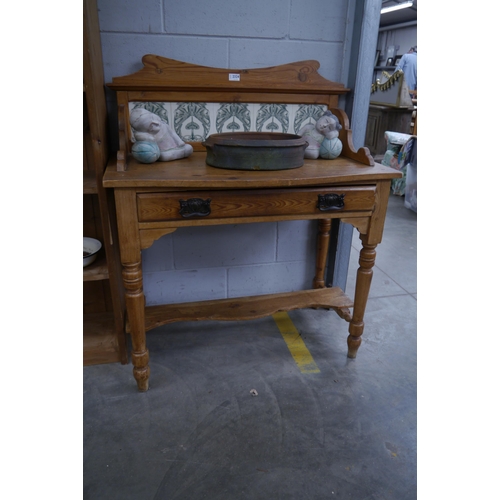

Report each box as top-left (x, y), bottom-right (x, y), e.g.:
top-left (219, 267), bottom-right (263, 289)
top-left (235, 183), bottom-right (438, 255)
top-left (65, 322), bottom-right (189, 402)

top-left (103, 55), bottom-right (401, 391)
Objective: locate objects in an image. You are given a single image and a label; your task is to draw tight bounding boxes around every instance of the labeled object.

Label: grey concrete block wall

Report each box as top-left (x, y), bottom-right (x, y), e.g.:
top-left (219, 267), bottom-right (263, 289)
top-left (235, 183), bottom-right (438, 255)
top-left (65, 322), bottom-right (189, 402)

top-left (141, 220), bottom-right (317, 306)
top-left (97, 0), bottom-right (351, 85)
top-left (97, 0), bottom-right (366, 306)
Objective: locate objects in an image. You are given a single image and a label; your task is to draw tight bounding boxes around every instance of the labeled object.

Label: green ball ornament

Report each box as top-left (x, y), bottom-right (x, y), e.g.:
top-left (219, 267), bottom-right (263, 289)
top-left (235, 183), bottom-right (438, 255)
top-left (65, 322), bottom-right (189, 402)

top-left (319, 138), bottom-right (342, 159)
top-left (132, 141), bottom-right (161, 163)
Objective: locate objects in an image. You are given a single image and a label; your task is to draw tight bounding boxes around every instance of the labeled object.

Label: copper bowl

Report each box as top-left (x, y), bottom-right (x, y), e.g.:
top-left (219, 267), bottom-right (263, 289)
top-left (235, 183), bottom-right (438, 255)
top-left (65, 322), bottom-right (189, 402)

top-left (202, 132), bottom-right (308, 171)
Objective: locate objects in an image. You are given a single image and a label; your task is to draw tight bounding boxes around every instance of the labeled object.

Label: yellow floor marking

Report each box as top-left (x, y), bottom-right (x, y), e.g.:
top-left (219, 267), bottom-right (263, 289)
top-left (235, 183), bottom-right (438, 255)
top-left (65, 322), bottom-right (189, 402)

top-left (272, 312), bottom-right (320, 373)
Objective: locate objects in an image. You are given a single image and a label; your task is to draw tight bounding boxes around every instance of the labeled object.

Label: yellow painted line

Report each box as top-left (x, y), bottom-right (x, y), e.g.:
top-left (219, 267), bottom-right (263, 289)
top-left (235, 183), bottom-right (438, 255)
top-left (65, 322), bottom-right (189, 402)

top-left (272, 312), bottom-right (320, 373)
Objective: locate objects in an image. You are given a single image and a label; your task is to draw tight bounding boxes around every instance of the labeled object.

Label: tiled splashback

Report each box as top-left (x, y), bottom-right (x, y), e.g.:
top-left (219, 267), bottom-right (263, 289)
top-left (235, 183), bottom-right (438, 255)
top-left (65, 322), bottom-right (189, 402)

top-left (129, 102), bottom-right (328, 142)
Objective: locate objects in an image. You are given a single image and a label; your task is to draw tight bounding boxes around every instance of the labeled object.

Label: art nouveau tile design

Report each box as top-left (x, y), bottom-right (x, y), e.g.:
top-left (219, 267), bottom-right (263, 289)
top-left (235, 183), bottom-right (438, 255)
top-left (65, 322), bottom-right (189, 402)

top-left (129, 102), bottom-right (328, 141)
top-left (216, 103), bottom-right (251, 134)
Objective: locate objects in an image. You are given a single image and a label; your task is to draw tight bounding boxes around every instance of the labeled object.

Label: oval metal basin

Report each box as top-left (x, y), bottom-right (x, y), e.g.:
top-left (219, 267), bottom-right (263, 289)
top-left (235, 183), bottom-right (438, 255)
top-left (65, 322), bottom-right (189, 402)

top-left (202, 132), bottom-right (308, 171)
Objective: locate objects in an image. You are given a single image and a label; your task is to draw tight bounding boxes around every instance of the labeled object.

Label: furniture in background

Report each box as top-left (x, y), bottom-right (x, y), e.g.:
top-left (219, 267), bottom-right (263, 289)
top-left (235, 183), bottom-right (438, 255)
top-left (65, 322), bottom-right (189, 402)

top-left (372, 64), bottom-right (397, 84)
top-left (380, 131), bottom-right (417, 213)
top-left (83, 0), bottom-right (127, 365)
top-left (103, 56), bottom-right (401, 391)
top-left (365, 71), bottom-right (414, 156)
top-left (410, 90), bottom-right (417, 135)
top-left (370, 70), bottom-right (413, 108)
top-left (404, 155), bottom-right (417, 212)
top-left (365, 105), bottom-right (413, 156)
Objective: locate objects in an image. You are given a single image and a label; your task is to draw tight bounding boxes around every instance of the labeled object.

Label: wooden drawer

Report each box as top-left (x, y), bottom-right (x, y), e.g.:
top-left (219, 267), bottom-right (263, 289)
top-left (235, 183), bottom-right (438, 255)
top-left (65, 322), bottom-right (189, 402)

top-left (137, 186), bottom-right (376, 222)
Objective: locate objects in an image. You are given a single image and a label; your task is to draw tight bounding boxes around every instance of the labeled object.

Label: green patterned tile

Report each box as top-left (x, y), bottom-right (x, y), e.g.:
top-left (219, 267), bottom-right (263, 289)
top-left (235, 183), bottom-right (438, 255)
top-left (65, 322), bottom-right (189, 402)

top-left (215, 103), bottom-right (251, 133)
top-left (255, 103), bottom-right (290, 133)
top-left (173, 102), bottom-right (211, 142)
top-left (293, 104), bottom-right (327, 134)
top-left (127, 101), bottom-right (329, 142)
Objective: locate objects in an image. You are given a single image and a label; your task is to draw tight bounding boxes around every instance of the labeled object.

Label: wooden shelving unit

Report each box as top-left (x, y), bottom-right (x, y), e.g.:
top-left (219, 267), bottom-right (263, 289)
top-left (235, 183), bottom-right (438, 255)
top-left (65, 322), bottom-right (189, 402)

top-left (83, 170), bottom-right (98, 194)
top-left (83, 255), bottom-right (109, 281)
top-left (83, 0), bottom-right (127, 366)
top-left (83, 312), bottom-right (122, 366)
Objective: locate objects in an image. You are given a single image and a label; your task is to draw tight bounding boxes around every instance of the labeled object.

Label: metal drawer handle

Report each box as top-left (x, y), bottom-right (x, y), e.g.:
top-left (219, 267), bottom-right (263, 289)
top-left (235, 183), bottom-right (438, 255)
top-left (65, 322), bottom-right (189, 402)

top-left (179, 198), bottom-right (212, 218)
top-left (317, 193), bottom-right (345, 211)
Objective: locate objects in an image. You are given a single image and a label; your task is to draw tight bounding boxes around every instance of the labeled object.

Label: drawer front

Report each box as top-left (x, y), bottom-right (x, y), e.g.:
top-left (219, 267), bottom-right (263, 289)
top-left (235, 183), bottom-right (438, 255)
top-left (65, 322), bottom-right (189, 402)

top-left (137, 186), bottom-right (376, 222)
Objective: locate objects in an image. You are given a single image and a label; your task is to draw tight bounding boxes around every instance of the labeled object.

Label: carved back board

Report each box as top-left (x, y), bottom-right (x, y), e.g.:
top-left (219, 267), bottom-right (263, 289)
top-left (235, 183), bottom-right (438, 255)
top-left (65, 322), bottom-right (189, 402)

top-left (107, 55), bottom-right (373, 171)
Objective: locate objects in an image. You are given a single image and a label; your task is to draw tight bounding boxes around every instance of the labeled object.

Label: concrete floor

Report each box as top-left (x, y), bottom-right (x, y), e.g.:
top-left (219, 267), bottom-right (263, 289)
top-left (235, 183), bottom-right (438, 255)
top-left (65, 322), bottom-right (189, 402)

top-left (83, 194), bottom-right (417, 499)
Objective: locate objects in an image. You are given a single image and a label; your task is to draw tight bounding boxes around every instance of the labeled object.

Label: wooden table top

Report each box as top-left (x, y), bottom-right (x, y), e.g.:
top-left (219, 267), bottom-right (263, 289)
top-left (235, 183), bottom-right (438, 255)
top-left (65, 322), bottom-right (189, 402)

top-left (103, 152), bottom-right (401, 190)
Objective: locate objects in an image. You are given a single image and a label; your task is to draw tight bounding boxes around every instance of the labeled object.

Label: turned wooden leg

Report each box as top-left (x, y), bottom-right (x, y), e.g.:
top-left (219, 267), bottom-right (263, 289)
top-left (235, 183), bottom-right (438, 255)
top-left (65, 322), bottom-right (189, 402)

top-left (313, 219), bottom-right (332, 289)
top-left (122, 262), bottom-right (150, 391)
top-left (347, 235), bottom-right (377, 358)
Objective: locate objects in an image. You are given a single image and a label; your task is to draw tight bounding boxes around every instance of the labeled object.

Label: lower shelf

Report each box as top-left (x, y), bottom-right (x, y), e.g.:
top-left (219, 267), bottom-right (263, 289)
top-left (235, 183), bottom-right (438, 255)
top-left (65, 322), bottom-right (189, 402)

top-left (83, 312), bottom-right (123, 366)
top-left (83, 254), bottom-right (109, 281)
top-left (129, 287), bottom-right (354, 334)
